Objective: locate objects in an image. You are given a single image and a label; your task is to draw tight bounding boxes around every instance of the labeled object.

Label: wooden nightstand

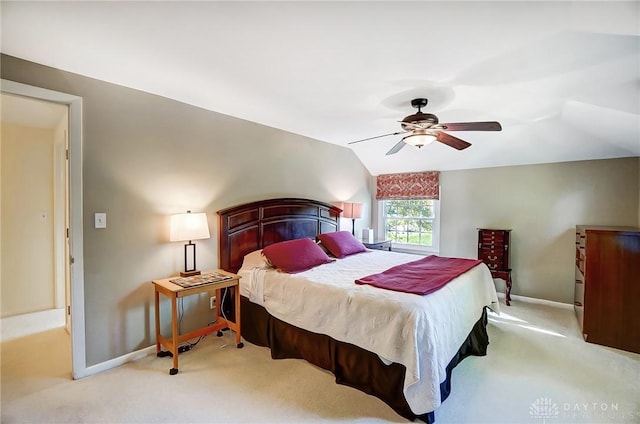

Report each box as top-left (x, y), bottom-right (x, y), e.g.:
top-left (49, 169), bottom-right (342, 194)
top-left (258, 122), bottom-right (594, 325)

top-left (152, 269), bottom-right (243, 375)
top-left (363, 240), bottom-right (392, 251)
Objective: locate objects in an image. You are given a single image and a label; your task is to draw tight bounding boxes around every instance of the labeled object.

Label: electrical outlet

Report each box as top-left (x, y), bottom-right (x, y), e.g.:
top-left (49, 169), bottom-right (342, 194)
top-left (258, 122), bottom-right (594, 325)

top-left (210, 296), bottom-right (216, 310)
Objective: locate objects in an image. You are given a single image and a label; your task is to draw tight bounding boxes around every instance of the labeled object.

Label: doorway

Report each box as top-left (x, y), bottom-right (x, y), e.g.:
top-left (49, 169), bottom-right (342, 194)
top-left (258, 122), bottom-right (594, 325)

top-left (1, 79), bottom-right (86, 379)
top-left (1, 92), bottom-right (68, 318)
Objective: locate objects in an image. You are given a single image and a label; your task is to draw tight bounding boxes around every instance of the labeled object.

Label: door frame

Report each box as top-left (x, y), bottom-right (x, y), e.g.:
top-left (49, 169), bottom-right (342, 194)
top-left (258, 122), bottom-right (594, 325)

top-left (1, 79), bottom-right (87, 379)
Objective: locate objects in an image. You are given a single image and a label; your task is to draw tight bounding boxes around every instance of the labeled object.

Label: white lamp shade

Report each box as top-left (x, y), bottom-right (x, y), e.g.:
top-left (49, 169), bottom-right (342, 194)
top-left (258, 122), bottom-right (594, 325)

top-left (170, 212), bottom-right (210, 242)
top-left (402, 131), bottom-right (437, 148)
top-left (342, 202), bottom-right (363, 219)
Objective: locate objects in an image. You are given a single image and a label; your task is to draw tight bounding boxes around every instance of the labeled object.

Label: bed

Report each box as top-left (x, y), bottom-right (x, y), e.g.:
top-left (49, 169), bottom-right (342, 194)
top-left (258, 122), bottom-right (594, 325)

top-left (217, 198), bottom-right (499, 422)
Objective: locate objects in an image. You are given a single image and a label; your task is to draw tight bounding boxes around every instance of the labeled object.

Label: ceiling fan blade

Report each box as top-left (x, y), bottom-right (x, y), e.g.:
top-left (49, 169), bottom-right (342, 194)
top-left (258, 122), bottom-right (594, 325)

top-left (385, 140), bottom-right (407, 155)
top-left (348, 131), bottom-right (407, 145)
top-left (437, 132), bottom-right (472, 150)
top-left (437, 121), bottom-right (502, 131)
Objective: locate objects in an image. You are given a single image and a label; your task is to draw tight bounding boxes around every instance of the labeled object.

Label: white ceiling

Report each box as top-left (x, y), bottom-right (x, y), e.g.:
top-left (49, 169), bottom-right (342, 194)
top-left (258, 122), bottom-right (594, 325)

top-left (2, 1), bottom-right (638, 175)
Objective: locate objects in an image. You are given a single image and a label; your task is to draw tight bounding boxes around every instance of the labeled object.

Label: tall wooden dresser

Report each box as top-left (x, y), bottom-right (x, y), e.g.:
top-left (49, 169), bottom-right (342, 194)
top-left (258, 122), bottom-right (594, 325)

top-left (477, 228), bottom-right (512, 305)
top-left (574, 225), bottom-right (640, 353)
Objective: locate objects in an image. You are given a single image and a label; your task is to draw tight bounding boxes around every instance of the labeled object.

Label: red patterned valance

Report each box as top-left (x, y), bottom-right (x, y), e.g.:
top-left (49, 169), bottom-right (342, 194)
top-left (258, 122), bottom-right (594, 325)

top-left (376, 171), bottom-right (440, 200)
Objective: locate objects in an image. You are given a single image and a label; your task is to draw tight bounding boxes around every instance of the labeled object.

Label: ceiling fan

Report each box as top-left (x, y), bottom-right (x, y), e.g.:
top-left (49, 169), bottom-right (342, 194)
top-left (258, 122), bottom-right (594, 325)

top-left (348, 98), bottom-right (502, 155)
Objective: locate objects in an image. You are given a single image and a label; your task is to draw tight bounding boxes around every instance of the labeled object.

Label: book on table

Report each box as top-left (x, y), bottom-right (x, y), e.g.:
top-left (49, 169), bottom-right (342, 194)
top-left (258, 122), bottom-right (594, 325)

top-left (170, 271), bottom-right (233, 288)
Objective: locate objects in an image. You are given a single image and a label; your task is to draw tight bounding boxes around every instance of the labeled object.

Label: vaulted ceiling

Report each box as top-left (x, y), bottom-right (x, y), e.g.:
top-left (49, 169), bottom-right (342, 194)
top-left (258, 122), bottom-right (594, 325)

top-left (2, 1), bottom-right (638, 175)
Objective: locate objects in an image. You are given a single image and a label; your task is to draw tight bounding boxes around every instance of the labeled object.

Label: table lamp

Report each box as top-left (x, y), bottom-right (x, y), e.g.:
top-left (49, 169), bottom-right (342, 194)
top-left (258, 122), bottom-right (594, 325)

top-left (170, 210), bottom-right (210, 277)
top-left (342, 202), bottom-right (362, 236)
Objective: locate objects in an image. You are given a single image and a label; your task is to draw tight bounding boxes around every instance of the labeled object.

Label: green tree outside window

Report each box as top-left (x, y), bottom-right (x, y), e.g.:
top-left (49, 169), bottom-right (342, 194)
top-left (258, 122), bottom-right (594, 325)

top-left (384, 199), bottom-right (434, 247)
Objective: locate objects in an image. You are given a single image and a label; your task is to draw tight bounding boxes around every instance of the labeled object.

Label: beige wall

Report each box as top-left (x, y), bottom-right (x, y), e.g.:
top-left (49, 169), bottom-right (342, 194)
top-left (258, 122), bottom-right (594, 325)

top-left (1, 55), bottom-right (372, 366)
top-left (4, 53), bottom-right (637, 366)
top-left (439, 158), bottom-right (639, 303)
top-left (1, 122), bottom-right (56, 316)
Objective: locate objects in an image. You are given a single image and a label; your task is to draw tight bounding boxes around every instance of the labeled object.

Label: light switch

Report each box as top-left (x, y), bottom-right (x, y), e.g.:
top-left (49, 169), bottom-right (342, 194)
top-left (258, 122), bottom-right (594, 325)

top-left (95, 213), bottom-right (107, 229)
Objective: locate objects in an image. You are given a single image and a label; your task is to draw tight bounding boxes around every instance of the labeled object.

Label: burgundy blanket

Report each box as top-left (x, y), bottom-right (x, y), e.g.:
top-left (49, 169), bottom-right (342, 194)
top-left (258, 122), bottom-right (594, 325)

top-left (355, 255), bottom-right (483, 295)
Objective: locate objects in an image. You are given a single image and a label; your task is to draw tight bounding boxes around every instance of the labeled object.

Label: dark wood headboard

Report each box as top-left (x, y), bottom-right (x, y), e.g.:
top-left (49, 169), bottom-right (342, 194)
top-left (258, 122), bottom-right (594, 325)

top-left (217, 198), bottom-right (342, 273)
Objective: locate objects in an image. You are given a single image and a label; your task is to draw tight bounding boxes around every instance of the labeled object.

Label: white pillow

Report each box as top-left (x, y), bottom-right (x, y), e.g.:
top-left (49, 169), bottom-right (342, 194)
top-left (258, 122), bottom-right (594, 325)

top-left (241, 249), bottom-right (271, 270)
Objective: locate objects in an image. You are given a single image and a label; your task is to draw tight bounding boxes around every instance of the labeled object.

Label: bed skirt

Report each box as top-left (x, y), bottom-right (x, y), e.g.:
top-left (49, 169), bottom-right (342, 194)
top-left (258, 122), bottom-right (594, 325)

top-left (240, 295), bottom-right (490, 423)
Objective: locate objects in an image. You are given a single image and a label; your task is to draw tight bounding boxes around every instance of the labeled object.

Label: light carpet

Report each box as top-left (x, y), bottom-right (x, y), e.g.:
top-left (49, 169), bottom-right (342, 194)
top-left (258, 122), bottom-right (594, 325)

top-left (1, 300), bottom-right (638, 423)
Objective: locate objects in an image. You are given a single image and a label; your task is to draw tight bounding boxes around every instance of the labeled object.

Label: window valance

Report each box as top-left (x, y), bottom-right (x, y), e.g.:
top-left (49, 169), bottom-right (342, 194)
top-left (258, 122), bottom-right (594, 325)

top-left (376, 171), bottom-right (440, 200)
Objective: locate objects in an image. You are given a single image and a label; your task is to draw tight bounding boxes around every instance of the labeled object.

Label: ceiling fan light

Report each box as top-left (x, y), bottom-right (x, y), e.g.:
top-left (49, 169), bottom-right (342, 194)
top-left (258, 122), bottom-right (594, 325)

top-left (402, 132), bottom-right (437, 148)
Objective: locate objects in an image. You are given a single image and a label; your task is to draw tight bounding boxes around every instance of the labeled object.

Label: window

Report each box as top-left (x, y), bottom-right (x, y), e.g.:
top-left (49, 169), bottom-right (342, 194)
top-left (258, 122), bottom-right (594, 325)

top-left (382, 199), bottom-right (439, 252)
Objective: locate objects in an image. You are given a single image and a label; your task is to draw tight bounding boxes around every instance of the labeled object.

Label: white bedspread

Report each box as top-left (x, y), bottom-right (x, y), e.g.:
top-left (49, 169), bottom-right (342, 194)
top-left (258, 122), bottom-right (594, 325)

top-left (238, 249), bottom-right (499, 415)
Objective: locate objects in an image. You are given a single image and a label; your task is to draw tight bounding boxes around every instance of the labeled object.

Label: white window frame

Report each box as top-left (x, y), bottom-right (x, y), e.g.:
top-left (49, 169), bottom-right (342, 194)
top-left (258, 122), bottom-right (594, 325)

top-left (376, 198), bottom-right (440, 255)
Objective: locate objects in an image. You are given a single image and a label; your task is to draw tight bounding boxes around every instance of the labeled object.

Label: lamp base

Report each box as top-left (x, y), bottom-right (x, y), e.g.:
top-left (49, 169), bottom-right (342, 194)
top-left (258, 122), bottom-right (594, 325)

top-left (180, 270), bottom-right (201, 277)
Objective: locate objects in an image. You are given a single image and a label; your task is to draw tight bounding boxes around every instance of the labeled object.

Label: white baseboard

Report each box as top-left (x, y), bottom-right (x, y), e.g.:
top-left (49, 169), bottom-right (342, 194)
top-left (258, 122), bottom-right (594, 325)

top-left (80, 345), bottom-right (156, 379)
top-left (497, 292), bottom-right (573, 310)
top-left (0, 308), bottom-right (66, 343)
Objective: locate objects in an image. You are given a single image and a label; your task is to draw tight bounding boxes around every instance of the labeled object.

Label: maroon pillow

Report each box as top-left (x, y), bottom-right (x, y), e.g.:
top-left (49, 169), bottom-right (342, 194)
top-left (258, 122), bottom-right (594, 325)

top-left (317, 231), bottom-right (367, 258)
top-left (261, 238), bottom-right (334, 273)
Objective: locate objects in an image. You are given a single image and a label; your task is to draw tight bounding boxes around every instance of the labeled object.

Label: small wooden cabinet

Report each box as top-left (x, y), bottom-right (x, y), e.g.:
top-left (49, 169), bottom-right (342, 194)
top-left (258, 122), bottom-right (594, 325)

top-left (477, 228), bottom-right (512, 305)
top-left (574, 226), bottom-right (640, 354)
